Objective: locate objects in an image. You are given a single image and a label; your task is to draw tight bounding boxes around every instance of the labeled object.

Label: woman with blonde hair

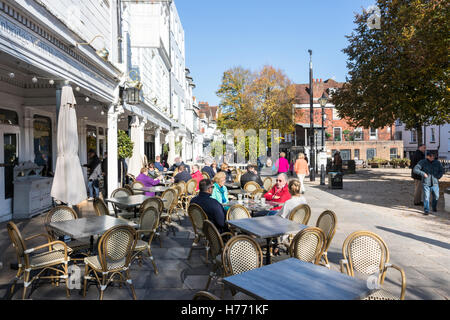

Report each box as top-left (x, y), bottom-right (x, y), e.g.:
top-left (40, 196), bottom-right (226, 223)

top-left (294, 153), bottom-right (309, 194)
top-left (219, 162), bottom-right (233, 183)
top-left (277, 179), bottom-right (307, 219)
top-left (211, 171), bottom-right (229, 205)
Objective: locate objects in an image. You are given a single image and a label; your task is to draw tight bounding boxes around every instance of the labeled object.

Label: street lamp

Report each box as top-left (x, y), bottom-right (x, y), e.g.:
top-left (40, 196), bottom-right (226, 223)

top-left (308, 49), bottom-right (315, 181)
top-left (318, 93), bottom-right (328, 151)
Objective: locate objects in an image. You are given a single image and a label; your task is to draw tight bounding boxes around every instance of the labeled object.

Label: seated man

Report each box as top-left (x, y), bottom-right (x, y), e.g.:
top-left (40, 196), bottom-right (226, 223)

top-left (174, 164), bottom-right (191, 183)
top-left (201, 159), bottom-right (216, 179)
top-left (240, 164), bottom-right (264, 189)
top-left (190, 179), bottom-right (228, 233)
top-left (154, 155), bottom-right (166, 172)
top-left (169, 156), bottom-right (190, 174)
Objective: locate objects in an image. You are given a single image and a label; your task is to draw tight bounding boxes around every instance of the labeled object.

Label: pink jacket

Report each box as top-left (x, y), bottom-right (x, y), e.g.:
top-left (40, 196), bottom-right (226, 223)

top-left (275, 157), bottom-right (290, 173)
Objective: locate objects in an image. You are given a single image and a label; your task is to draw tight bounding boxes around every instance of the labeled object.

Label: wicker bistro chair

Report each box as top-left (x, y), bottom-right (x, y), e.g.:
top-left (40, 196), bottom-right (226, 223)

top-left (340, 231), bottom-right (406, 300)
top-left (286, 204), bottom-right (312, 245)
top-left (132, 207), bottom-right (160, 274)
top-left (201, 171), bottom-right (210, 180)
top-left (263, 177), bottom-right (273, 191)
top-left (243, 181), bottom-right (261, 194)
top-left (159, 188), bottom-right (178, 236)
top-left (222, 235), bottom-right (263, 299)
top-left (226, 204), bottom-right (251, 221)
top-left (131, 181), bottom-right (145, 195)
top-left (110, 187), bottom-right (134, 219)
top-left (138, 197), bottom-right (164, 246)
top-left (193, 291), bottom-right (220, 300)
top-left (203, 220), bottom-right (233, 295)
top-left (183, 178), bottom-right (198, 210)
top-left (7, 221), bottom-right (70, 300)
top-left (315, 210), bottom-right (337, 269)
top-left (93, 198), bottom-right (110, 216)
top-left (44, 206), bottom-right (90, 258)
top-left (187, 204), bottom-right (209, 261)
top-left (123, 184), bottom-right (134, 195)
top-left (174, 182), bottom-right (187, 215)
top-left (289, 227), bottom-right (326, 265)
top-left (83, 225), bottom-right (137, 300)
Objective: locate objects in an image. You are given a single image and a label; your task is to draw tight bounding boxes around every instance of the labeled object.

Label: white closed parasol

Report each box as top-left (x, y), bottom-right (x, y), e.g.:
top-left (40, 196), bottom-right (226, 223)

top-left (51, 85), bottom-right (87, 205)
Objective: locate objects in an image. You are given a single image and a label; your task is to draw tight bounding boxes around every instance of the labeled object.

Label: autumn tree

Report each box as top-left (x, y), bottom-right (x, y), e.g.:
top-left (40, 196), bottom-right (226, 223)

top-left (216, 65), bottom-right (296, 159)
top-left (332, 0), bottom-right (449, 145)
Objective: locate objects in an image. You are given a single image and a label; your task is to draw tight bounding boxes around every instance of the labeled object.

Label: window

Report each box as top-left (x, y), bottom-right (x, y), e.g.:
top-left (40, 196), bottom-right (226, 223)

top-left (33, 115), bottom-right (52, 175)
top-left (411, 130), bottom-right (417, 143)
top-left (0, 108), bottom-right (19, 125)
top-left (430, 128), bottom-right (436, 143)
top-left (333, 127), bottom-right (342, 141)
top-left (354, 149), bottom-right (360, 160)
top-left (370, 128), bottom-right (377, 140)
top-left (390, 148), bottom-right (398, 159)
top-left (332, 108), bottom-right (341, 120)
top-left (367, 148), bottom-right (376, 160)
top-left (340, 149), bottom-right (351, 160)
top-left (354, 128), bottom-right (363, 140)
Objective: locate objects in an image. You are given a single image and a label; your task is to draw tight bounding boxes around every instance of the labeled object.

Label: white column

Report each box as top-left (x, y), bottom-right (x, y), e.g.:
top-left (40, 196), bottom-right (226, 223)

top-left (107, 105), bottom-right (119, 198)
top-left (167, 131), bottom-right (176, 166)
top-left (139, 119), bottom-right (146, 165)
top-left (23, 108), bottom-right (33, 162)
top-left (154, 127), bottom-right (161, 160)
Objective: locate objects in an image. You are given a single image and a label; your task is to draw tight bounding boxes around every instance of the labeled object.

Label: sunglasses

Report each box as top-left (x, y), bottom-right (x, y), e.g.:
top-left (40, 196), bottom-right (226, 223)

top-left (277, 179), bottom-right (283, 182)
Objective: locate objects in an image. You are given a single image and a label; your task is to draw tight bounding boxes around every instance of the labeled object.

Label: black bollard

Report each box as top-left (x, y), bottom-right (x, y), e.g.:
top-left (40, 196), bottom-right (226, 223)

top-left (320, 164), bottom-right (325, 185)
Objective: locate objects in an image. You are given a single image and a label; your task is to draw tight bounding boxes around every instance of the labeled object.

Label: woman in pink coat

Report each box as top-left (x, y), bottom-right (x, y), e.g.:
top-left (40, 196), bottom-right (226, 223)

top-left (275, 152), bottom-right (290, 174)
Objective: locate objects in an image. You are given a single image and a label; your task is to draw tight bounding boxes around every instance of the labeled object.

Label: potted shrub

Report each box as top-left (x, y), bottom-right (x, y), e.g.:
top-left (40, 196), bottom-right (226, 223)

top-left (390, 158), bottom-right (400, 168)
top-left (399, 158), bottom-right (410, 168)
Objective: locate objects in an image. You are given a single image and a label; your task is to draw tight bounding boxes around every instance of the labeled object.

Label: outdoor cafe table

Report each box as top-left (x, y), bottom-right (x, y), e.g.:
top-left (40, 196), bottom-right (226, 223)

top-left (222, 199), bottom-right (279, 213)
top-left (105, 195), bottom-right (153, 218)
top-left (49, 215), bottom-right (138, 253)
top-left (223, 258), bottom-right (374, 300)
top-left (132, 186), bottom-right (169, 195)
top-left (227, 216), bottom-right (307, 265)
top-left (225, 182), bottom-right (241, 189)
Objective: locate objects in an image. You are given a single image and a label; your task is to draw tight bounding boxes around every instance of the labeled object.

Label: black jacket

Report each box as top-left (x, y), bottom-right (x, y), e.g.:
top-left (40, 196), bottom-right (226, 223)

top-left (174, 170), bottom-right (191, 183)
top-left (202, 166), bottom-right (216, 179)
top-left (410, 149), bottom-right (425, 180)
top-left (190, 192), bottom-right (228, 233)
top-left (240, 171), bottom-right (264, 189)
top-left (169, 161), bottom-right (190, 174)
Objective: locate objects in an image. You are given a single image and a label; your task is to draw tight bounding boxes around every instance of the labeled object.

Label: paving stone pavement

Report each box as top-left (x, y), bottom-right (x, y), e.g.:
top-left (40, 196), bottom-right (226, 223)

top-left (0, 168), bottom-right (449, 300)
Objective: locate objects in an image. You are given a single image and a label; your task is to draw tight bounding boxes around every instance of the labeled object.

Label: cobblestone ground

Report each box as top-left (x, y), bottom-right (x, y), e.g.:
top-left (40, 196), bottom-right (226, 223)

top-left (0, 168), bottom-right (448, 300)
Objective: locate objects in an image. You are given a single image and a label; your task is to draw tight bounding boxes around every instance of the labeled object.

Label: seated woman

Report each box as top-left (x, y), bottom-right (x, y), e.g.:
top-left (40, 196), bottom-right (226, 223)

top-left (219, 163), bottom-right (233, 183)
top-left (211, 171), bottom-right (229, 208)
top-left (191, 164), bottom-right (203, 191)
top-left (277, 179), bottom-right (307, 219)
top-left (147, 163), bottom-right (158, 179)
top-left (253, 173), bottom-right (291, 217)
top-left (136, 167), bottom-right (161, 197)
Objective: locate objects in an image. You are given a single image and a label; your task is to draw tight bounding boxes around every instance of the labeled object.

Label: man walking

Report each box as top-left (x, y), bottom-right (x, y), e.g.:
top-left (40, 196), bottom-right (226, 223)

top-left (413, 151), bottom-right (444, 215)
top-left (410, 144), bottom-right (426, 206)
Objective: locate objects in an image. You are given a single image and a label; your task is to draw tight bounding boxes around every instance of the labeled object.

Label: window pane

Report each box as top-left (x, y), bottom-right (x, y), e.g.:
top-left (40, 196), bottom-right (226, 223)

top-left (354, 149), bottom-right (360, 159)
top-left (33, 115), bottom-right (52, 175)
top-left (0, 108), bottom-right (19, 125)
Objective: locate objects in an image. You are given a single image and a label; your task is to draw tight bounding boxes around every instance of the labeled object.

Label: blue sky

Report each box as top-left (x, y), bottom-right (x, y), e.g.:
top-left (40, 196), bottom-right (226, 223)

top-left (176, 0), bottom-right (375, 106)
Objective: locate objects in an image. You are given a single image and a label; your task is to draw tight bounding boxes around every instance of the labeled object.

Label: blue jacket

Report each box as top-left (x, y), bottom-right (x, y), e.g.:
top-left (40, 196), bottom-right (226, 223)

top-left (413, 159), bottom-right (444, 186)
top-left (202, 166), bottom-right (216, 179)
top-left (154, 162), bottom-right (164, 171)
top-left (174, 170), bottom-right (191, 183)
top-left (190, 192), bottom-right (228, 233)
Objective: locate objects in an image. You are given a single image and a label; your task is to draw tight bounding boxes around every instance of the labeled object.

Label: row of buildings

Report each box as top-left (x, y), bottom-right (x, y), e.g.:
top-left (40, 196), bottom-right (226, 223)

top-left (290, 78), bottom-right (449, 162)
top-left (0, 0), bottom-right (218, 222)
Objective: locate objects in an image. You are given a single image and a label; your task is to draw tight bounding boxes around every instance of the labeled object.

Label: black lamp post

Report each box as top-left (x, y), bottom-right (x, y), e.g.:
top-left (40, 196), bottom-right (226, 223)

top-left (308, 49), bottom-right (315, 181)
top-left (318, 93), bottom-right (328, 151)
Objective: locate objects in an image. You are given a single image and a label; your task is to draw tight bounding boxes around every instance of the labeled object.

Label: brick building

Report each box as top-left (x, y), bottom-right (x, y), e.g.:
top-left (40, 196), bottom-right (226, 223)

top-left (293, 79), bottom-right (404, 161)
